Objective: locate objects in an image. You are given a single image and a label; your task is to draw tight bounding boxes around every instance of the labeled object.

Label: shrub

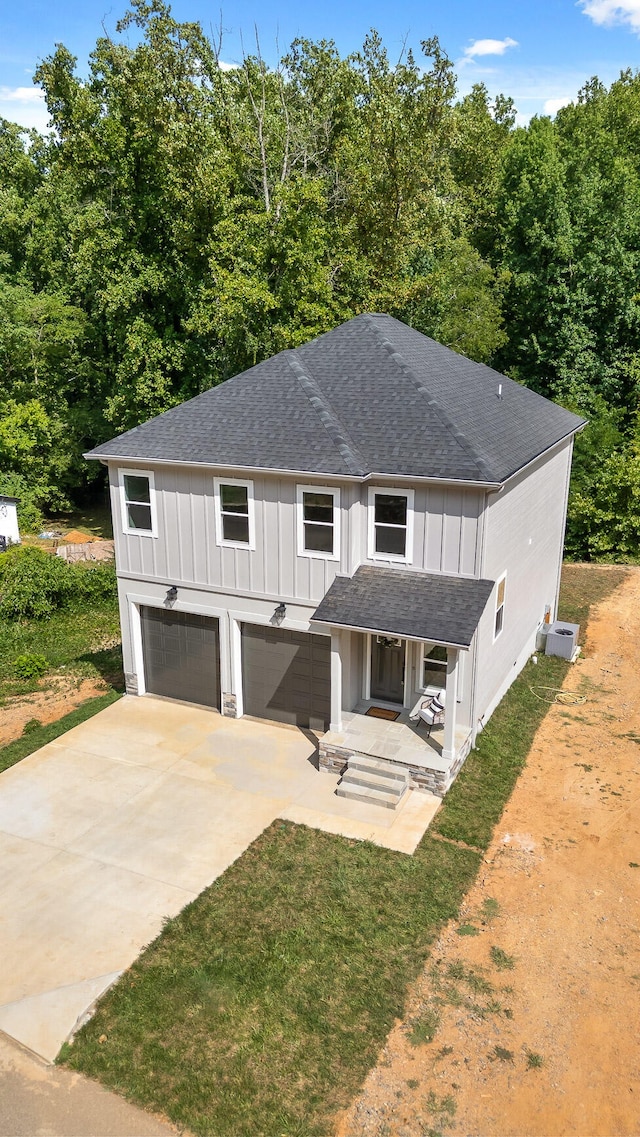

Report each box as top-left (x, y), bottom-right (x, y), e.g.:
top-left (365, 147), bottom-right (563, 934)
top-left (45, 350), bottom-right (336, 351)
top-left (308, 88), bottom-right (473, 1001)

top-left (0, 546), bottom-right (72, 618)
top-left (13, 653), bottom-right (48, 679)
top-left (68, 561), bottom-right (117, 605)
top-left (0, 546), bottom-right (116, 619)
top-left (22, 717), bottom-right (43, 733)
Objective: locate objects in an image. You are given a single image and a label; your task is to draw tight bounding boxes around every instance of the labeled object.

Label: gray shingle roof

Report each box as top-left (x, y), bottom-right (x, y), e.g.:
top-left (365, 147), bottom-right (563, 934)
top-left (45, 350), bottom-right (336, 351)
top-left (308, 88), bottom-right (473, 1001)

top-left (310, 566), bottom-right (495, 648)
top-left (86, 314), bottom-right (585, 483)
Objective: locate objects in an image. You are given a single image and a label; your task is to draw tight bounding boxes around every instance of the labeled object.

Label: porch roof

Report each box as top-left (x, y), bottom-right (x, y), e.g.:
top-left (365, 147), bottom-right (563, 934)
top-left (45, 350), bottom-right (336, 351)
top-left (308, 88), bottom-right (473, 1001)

top-left (310, 565), bottom-right (494, 649)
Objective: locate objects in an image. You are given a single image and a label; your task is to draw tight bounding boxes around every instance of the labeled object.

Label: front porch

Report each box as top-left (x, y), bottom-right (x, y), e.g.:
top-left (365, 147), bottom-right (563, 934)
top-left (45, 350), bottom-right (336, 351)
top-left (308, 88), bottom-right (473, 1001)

top-left (309, 566), bottom-right (495, 797)
top-left (320, 700), bottom-right (473, 797)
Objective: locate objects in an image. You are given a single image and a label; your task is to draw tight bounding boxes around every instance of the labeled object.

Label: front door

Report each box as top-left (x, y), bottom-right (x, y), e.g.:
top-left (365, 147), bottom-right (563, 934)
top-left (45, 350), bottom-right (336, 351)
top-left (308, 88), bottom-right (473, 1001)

top-left (370, 637), bottom-right (405, 704)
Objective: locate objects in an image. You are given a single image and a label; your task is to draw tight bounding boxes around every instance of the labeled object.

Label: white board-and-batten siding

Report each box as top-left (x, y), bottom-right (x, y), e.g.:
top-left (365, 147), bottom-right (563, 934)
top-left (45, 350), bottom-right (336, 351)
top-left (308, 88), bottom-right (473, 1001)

top-left (474, 439), bottom-right (574, 727)
top-left (110, 464), bottom-right (485, 602)
top-left (111, 464), bottom-right (353, 604)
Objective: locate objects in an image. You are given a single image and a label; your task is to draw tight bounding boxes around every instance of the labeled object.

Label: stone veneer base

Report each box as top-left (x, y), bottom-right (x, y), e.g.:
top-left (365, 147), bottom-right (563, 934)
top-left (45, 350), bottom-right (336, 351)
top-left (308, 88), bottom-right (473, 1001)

top-left (319, 734), bottom-right (474, 799)
top-left (222, 692), bottom-right (237, 717)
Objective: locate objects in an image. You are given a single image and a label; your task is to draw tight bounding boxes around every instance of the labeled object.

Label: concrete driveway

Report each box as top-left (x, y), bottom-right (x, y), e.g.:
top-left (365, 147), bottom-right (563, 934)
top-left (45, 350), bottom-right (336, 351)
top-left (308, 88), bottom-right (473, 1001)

top-left (0, 696), bottom-right (439, 1062)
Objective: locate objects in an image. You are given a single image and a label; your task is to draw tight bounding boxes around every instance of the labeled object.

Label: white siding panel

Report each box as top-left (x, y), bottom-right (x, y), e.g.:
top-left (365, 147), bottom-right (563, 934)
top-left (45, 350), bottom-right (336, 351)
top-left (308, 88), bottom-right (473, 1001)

top-left (424, 486), bottom-right (445, 571)
top-left (277, 482), bottom-right (296, 599)
top-left (191, 479), bottom-right (208, 583)
top-left (460, 491), bottom-right (482, 577)
top-left (476, 441), bottom-right (573, 725)
top-left (441, 488), bottom-right (463, 573)
top-left (163, 489), bottom-right (183, 583)
top-left (110, 462), bottom-right (485, 599)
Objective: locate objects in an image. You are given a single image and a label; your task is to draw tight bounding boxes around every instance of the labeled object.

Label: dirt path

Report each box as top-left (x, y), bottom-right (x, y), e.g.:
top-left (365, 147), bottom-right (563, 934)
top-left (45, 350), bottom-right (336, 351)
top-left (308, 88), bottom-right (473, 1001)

top-left (0, 676), bottom-right (109, 748)
top-left (339, 569), bottom-right (640, 1137)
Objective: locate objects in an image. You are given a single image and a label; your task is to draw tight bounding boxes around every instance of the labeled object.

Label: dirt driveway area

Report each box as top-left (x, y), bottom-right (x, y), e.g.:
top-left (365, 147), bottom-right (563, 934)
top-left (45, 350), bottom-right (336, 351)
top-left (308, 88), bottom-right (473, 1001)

top-left (340, 568), bottom-right (640, 1137)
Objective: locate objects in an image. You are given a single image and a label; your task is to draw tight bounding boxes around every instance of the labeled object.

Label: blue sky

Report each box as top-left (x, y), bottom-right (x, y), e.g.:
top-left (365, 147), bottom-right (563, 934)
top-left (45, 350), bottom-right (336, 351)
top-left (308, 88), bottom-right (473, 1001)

top-left (1, 0), bottom-right (640, 132)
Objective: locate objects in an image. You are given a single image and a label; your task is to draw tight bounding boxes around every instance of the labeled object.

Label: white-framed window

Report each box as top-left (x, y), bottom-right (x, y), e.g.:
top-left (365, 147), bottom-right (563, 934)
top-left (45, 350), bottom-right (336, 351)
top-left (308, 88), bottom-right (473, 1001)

top-left (296, 485), bottom-right (340, 560)
top-left (421, 642), bottom-right (448, 691)
top-left (214, 478), bottom-right (255, 549)
top-left (494, 573), bottom-right (506, 640)
top-left (119, 469), bottom-right (157, 537)
top-left (367, 487), bottom-right (414, 562)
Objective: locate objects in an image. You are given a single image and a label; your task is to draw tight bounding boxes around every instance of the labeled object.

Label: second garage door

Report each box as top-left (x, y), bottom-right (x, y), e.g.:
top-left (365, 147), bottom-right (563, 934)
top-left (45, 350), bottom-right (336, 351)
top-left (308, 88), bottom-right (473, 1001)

top-left (242, 623), bottom-right (330, 731)
top-left (141, 606), bottom-right (220, 708)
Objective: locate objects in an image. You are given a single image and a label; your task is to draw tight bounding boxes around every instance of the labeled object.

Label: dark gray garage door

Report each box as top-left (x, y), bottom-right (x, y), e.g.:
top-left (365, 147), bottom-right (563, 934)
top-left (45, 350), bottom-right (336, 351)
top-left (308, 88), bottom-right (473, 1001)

top-left (141, 606), bottom-right (220, 708)
top-left (242, 624), bottom-right (330, 731)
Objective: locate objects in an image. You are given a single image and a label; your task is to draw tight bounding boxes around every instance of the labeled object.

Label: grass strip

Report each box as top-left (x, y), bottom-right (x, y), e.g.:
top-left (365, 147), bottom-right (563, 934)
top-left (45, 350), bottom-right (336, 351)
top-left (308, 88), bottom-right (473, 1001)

top-left (431, 652), bottom-right (569, 849)
top-left (0, 690), bottom-right (122, 773)
top-left (60, 823), bottom-right (480, 1137)
top-left (431, 562), bottom-right (629, 850)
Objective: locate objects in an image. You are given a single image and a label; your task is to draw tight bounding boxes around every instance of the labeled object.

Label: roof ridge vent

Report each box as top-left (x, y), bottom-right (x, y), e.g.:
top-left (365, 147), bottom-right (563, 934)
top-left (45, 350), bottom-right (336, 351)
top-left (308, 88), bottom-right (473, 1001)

top-left (285, 351), bottom-right (367, 477)
top-left (362, 315), bottom-right (495, 482)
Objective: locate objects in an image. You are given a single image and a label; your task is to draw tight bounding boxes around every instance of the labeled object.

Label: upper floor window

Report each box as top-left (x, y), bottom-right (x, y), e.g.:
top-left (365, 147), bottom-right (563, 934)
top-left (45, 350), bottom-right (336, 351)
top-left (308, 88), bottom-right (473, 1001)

top-left (214, 478), bottom-right (255, 549)
top-left (296, 485), bottom-right (340, 560)
top-left (368, 487), bottom-right (414, 562)
top-left (120, 469), bottom-right (157, 537)
top-left (494, 573), bottom-right (506, 639)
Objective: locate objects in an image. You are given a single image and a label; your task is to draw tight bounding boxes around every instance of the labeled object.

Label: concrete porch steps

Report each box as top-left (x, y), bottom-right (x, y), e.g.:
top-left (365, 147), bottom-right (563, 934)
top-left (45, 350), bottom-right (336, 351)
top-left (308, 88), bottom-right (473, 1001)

top-left (336, 754), bottom-right (409, 810)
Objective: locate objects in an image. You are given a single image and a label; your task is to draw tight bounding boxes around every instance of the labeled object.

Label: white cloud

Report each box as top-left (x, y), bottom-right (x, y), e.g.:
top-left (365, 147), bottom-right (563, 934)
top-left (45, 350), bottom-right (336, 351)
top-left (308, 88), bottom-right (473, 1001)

top-left (578, 0), bottom-right (640, 32)
top-left (1, 85), bottom-right (45, 104)
top-left (218, 60), bottom-right (239, 71)
top-left (462, 37), bottom-right (518, 63)
top-left (0, 85), bottom-right (50, 132)
top-left (543, 96), bottom-right (572, 115)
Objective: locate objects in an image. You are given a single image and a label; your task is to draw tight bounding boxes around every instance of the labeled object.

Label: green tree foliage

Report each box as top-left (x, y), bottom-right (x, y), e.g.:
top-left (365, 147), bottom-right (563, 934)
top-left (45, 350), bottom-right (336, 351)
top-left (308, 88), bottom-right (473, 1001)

top-left (1, 3), bottom-right (640, 555)
top-left (0, 1), bottom-right (507, 535)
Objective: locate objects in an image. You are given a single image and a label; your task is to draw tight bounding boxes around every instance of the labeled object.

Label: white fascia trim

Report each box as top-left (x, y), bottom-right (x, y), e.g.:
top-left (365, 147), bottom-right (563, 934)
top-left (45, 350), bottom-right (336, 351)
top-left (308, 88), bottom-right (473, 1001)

top-left (296, 484), bottom-right (341, 561)
top-left (367, 485), bottom-right (415, 564)
top-left (118, 467), bottom-right (158, 538)
top-left (213, 476), bottom-right (256, 551)
top-left (310, 618), bottom-right (470, 650)
top-left (87, 453), bottom-right (502, 490)
top-left (499, 430), bottom-right (585, 489)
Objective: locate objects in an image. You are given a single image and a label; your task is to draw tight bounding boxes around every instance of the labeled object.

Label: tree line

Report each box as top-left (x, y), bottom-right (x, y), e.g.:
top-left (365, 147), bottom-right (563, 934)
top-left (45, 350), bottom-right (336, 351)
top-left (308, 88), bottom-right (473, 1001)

top-left (1, 0), bottom-right (639, 558)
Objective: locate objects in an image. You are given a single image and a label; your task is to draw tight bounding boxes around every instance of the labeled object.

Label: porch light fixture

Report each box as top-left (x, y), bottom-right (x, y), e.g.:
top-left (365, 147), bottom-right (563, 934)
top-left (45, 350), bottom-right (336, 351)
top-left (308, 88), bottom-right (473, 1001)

top-left (166, 585), bottom-right (178, 603)
top-left (273, 602), bottom-right (286, 625)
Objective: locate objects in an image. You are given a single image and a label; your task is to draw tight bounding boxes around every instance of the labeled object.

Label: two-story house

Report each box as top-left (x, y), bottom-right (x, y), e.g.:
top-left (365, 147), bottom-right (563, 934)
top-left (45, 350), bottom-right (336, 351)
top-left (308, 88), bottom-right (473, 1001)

top-left (86, 314), bottom-right (585, 799)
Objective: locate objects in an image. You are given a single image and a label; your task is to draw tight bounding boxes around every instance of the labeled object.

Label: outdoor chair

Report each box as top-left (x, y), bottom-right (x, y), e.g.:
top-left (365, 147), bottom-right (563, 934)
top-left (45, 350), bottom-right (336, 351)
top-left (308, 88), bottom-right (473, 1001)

top-left (415, 688), bottom-right (446, 737)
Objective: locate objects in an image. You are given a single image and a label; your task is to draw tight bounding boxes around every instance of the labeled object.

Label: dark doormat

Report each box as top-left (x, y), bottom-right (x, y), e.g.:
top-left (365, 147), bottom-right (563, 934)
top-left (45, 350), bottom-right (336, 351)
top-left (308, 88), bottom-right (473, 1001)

top-left (365, 706), bottom-right (401, 722)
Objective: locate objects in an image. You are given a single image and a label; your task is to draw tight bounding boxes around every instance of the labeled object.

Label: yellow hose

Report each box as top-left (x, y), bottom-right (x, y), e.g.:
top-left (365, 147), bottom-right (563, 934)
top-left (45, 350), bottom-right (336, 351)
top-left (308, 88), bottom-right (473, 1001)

top-left (529, 686), bottom-right (587, 705)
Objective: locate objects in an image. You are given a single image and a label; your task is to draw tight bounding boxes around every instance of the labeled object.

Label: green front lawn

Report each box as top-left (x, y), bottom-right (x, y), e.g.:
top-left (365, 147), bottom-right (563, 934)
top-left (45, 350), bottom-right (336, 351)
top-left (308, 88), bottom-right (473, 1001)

top-left (58, 565), bottom-right (629, 1135)
top-left (61, 825), bottom-right (479, 1136)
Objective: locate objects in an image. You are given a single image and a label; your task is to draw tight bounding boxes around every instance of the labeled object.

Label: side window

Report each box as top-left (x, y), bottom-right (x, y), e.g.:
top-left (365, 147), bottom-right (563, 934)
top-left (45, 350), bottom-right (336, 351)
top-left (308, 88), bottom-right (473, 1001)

top-left (297, 486), bottom-right (340, 559)
top-left (494, 574), bottom-right (506, 639)
top-left (368, 488), bottom-right (414, 562)
top-left (215, 479), bottom-right (255, 549)
top-left (120, 470), bottom-right (157, 536)
top-left (422, 643), bottom-right (448, 690)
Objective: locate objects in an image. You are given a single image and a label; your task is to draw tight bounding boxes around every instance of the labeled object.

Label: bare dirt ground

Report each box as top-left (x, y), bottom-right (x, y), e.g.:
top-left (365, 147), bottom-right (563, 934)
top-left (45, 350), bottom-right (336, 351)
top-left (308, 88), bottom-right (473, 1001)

top-left (339, 568), bottom-right (640, 1137)
top-left (0, 675), bottom-right (109, 748)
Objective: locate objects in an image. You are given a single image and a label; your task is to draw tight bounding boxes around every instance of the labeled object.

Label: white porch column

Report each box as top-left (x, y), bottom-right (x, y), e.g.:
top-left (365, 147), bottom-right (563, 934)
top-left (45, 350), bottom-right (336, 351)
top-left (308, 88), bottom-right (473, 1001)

top-left (442, 648), bottom-right (458, 762)
top-left (330, 629), bottom-right (343, 732)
